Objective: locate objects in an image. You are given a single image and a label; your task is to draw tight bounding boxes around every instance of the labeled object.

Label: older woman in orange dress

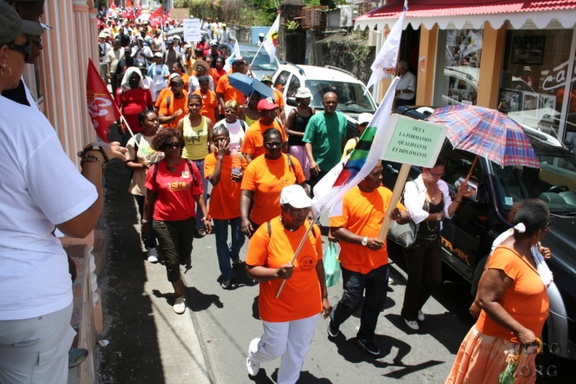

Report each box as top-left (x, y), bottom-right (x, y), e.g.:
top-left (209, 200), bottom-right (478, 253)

top-left (446, 199), bottom-right (552, 384)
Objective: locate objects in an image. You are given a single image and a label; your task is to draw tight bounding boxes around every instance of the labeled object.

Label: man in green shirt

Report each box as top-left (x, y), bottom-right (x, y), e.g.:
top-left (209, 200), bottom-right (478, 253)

top-left (303, 92), bottom-right (347, 195)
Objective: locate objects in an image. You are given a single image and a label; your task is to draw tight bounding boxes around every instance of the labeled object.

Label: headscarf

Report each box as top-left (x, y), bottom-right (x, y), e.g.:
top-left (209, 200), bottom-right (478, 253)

top-left (120, 67), bottom-right (147, 91)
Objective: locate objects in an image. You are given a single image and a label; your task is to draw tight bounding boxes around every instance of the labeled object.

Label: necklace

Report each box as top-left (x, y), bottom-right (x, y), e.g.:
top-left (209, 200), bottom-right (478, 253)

top-left (426, 221), bottom-right (439, 231)
top-left (280, 217), bottom-right (299, 232)
top-left (166, 159), bottom-right (180, 172)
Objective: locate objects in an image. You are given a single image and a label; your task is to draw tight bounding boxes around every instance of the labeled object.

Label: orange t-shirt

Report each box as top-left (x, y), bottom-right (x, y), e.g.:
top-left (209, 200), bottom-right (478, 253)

top-left (240, 120), bottom-right (287, 158)
top-left (216, 73), bottom-right (246, 105)
top-left (193, 89), bottom-right (219, 123)
top-left (154, 87), bottom-right (171, 109)
top-left (240, 153), bottom-right (305, 225)
top-left (475, 246), bottom-right (549, 343)
top-left (329, 186), bottom-right (405, 274)
top-left (158, 94), bottom-right (189, 129)
top-left (246, 217), bottom-right (323, 322)
top-left (273, 88), bottom-right (285, 107)
top-left (204, 152), bottom-right (247, 220)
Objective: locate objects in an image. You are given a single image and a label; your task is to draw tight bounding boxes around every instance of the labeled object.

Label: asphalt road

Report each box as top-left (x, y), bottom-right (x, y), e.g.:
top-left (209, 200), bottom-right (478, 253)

top-left (97, 160), bottom-right (571, 383)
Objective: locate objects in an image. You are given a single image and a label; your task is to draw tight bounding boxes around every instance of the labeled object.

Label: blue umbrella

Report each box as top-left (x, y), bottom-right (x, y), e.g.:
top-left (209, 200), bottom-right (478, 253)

top-left (228, 72), bottom-right (274, 99)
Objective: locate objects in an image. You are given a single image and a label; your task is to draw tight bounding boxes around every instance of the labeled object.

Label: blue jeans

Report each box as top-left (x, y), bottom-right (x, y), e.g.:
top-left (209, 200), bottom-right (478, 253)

top-left (330, 264), bottom-right (389, 340)
top-left (213, 217), bottom-right (245, 281)
top-left (192, 159), bottom-right (209, 229)
top-left (134, 195), bottom-right (157, 249)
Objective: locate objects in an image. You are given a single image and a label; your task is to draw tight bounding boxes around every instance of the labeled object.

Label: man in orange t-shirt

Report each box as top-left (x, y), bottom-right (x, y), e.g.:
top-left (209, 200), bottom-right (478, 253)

top-left (240, 98), bottom-right (287, 162)
top-left (261, 74), bottom-right (286, 126)
top-left (328, 162), bottom-right (409, 356)
top-left (205, 126), bottom-right (248, 288)
top-left (244, 185), bottom-right (331, 382)
top-left (193, 76), bottom-right (219, 124)
top-left (158, 75), bottom-right (188, 129)
top-left (216, 59), bottom-right (246, 111)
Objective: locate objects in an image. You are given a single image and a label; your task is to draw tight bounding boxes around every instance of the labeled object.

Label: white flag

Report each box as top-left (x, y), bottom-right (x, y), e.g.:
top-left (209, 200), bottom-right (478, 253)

top-left (366, 1), bottom-right (408, 91)
top-left (263, 14), bottom-right (280, 64)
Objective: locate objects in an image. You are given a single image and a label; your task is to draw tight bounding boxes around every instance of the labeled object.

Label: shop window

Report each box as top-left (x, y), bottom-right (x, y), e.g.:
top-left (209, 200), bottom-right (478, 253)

top-left (438, 29), bottom-right (483, 107)
top-left (500, 30), bottom-right (574, 143)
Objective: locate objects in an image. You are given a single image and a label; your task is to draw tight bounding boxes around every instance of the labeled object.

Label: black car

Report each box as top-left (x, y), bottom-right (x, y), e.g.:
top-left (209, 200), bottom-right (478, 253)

top-left (384, 106), bottom-right (576, 361)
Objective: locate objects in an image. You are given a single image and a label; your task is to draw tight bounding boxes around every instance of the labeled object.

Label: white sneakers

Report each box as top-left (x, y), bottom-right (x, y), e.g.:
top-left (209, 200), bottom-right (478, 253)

top-left (418, 310), bottom-right (425, 322)
top-left (147, 248), bottom-right (159, 263)
top-left (173, 296), bottom-right (186, 314)
top-left (246, 338), bottom-right (261, 376)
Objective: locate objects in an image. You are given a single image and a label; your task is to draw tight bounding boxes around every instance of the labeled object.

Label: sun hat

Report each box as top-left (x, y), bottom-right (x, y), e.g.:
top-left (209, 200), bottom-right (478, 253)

top-left (193, 60), bottom-right (210, 73)
top-left (173, 35), bottom-right (181, 40)
top-left (0, 1), bottom-right (44, 46)
top-left (357, 113), bottom-right (373, 126)
top-left (153, 52), bottom-right (163, 58)
top-left (257, 98), bottom-right (278, 111)
top-left (280, 185), bottom-right (312, 209)
top-left (98, 32), bottom-right (107, 39)
top-left (295, 87), bottom-right (312, 99)
top-left (261, 74), bottom-right (273, 83)
top-left (210, 40), bottom-right (218, 46)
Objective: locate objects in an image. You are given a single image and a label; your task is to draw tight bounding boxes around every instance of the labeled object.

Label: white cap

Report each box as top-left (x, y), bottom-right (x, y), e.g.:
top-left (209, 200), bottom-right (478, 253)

top-left (357, 113), bottom-right (373, 125)
top-left (280, 185), bottom-right (312, 209)
top-left (153, 52), bottom-right (163, 58)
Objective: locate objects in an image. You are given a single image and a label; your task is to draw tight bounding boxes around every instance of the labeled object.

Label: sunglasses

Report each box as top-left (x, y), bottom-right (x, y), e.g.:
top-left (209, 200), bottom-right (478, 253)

top-left (8, 43), bottom-right (31, 62)
top-left (170, 83), bottom-right (183, 87)
top-left (165, 143), bottom-right (181, 149)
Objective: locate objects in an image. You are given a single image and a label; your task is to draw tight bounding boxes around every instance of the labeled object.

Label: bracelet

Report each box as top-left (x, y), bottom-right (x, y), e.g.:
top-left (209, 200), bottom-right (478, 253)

top-left (78, 145), bottom-right (109, 163)
top-left (80, 154), bottom-right (106, 167)
top-left (216, 155), bottom-right (224, 160)
top-left (201, 216), bottom-right (212, 222)
top-left (141, 219), bottom-right (149, 224)
top-left (436, 213), bottom-right (442, 221)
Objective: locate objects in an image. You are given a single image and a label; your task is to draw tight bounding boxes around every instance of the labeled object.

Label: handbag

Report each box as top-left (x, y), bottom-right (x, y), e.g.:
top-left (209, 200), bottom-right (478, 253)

top-left (388, 219), bottom-right (418, 248)
top-left (323, 242), bottom-right (341, 287)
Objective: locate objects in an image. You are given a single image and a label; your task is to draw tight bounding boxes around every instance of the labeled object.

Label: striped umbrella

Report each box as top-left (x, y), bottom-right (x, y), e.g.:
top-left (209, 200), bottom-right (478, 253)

top-left (427, 105), bottom-right (540, 170)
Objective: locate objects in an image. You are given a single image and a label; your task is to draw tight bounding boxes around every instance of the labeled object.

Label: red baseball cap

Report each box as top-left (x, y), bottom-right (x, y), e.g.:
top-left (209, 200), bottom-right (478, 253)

top-left (257, 98), bottom-right (277, 112)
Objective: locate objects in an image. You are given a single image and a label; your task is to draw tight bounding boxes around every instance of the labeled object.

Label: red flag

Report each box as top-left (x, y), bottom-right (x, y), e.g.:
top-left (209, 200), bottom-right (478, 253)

top-left (86, 59), bottom-right (120, 142)
top-left (150, 6), bottom-right (164, 28)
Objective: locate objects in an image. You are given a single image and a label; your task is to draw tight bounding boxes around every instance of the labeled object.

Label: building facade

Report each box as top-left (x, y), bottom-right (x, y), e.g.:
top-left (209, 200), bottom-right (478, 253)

top-left (356, 0), bottom-right (576, 151)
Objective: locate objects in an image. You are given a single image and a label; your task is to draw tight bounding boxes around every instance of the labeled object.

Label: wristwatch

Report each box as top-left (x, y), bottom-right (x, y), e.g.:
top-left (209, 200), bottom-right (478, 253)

top-left (141, 219), bottom-right (149, 224)
top-left (361, 236), bottom-right (368, 246)
top-left (78, 145), bottom-right (109, 163)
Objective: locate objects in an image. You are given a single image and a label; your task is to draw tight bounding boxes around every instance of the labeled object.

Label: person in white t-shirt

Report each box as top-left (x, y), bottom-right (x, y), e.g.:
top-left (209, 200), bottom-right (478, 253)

top-left (0, 5), bottom-right (127, 383)
top-left (213, 99), bottom-right (247, 152)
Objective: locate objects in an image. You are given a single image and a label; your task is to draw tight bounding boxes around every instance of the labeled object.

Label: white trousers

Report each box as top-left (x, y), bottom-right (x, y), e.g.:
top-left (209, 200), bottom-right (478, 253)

top-left (249, 313), bottom-right (319, 384)
top-left (0, 303), bottom-right (75, 384)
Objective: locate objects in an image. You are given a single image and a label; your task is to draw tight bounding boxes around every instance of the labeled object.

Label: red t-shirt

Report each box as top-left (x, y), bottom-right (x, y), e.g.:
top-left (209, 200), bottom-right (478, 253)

top-left (115, 87), bottom-right (153, 133)
top-left (145, 159), bottom-right (204, 221)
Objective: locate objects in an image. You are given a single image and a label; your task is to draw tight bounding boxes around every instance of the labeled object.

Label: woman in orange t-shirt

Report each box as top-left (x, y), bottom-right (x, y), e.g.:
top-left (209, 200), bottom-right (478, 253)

top-left (244, 185), bottom-right (331, 382)
top-left (446, 199), bottom-right (552, 384)
top-left (240, 128), bottom-right (306, 237)
top-left (204, 126), bottom-right (247, 289)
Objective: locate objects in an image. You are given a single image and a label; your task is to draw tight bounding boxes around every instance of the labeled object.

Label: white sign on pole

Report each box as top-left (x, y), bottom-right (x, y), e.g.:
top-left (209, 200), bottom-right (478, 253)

top-left (183, 18), bottom-right (201, 42)
top-left (380, 114), bottom-right (447, 168)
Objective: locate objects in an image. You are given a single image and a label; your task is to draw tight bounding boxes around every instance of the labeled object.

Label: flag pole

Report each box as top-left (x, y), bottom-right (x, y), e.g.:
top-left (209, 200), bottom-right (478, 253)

top-left (275, 216), bottom-right (317, 299)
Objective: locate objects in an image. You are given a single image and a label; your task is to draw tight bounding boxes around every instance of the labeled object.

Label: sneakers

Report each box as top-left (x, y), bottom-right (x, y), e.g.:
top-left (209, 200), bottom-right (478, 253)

top-left (173, 296), bottom-right (186, 314)
top-left (356, 338), bottom-right (380, 356)
top-left (68, 347), bottom-right (88, 369)
top-left (220, 279), bottom-right (232, 289)
top-left (196, 227), bottom-right (206, 237)
top-left (147, 248), bottom-right (159, 263)
top-left (418, 310), bottom-right (425, 322)
top-left (404, 317), bottom-right (420, 331)
top-left (327, 320), bottom-right (340, 338)
top-left (232, 257), bottom-right (242, 266)
top-left (246, 338), bottom-right (261, 376)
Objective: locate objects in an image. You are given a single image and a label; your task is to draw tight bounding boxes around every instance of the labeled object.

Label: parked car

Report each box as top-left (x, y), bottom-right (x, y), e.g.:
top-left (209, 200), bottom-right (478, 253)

top-left (385, 105), bottom-right (576, 361)
top-left (272, 63), bottom-right (378, 138)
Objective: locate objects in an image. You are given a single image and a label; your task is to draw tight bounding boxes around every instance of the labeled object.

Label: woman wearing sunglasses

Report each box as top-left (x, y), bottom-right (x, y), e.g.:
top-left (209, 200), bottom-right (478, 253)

top-left (0, 5), bottom-right (127, 382)
top-left (400, 158), bottom-right (471, 331)
top-left (142, 128), bottom-right (210, 314)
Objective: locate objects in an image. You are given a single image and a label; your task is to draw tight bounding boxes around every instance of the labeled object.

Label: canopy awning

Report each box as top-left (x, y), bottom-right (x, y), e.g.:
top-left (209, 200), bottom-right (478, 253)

top-left (354, 0), bottom-right (576, 30)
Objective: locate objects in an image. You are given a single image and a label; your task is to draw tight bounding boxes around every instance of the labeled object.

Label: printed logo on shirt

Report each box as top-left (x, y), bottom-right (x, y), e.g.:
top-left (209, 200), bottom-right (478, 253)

top-left (168, 181), bottom-right (191, 192)
top-left (182, 171), bottom-right (190, 178)
top-left (298, 254), bottom-right (316, 270)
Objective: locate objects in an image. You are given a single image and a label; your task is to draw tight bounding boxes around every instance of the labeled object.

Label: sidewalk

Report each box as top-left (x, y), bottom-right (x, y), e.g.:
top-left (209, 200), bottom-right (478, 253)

top-left (95, 156), bottom-right (212, 383)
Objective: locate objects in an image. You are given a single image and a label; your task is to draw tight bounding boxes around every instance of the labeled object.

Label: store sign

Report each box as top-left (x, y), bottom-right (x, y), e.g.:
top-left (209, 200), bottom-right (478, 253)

top-left (541, 58), bottom-right (576, 91)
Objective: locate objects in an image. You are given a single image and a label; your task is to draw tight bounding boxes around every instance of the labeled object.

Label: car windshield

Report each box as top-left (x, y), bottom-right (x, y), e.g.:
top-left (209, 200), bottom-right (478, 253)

top-left (305, 80), bottom-right (377, 114)
top-left (240, 48), bottom-right (278, 72)
top-left (491, 149), bottom-right (576, 215)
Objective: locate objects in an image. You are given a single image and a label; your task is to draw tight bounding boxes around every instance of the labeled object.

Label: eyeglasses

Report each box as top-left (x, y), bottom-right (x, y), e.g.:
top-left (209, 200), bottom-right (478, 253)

top-left (7, 43), bottom-right (31, 62)
top-left (224, 109), bottom-right (237, 114)
top-left (266, 141), bottom-right (282, 148)
top-left (170, 83), bottom-right (183, 87)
